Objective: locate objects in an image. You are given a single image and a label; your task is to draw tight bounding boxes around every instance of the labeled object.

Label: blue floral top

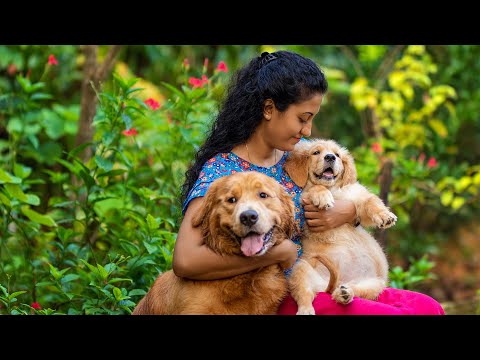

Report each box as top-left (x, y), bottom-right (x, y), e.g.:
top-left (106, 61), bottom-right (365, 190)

top-left (183, 151), bottom-right (305, 275)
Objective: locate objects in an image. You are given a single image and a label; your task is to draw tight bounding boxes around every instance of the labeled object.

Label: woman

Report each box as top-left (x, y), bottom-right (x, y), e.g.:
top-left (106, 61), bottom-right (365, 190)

top-left (173, 50), bottom-right (444, 315)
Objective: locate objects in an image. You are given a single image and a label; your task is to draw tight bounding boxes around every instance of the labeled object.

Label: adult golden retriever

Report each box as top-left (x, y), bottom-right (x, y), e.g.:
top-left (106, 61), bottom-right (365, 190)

top-left (284, 139), bottom-right (397, 315)
top-left (132, 171), bottom-right (296, 315)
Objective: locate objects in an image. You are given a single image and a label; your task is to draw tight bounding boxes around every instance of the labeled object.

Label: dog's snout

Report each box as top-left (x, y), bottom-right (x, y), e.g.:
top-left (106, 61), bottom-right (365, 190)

top-left (324, 154), bottom-right (336, 163)
top-left (240, 210), bottom-right (258, 227)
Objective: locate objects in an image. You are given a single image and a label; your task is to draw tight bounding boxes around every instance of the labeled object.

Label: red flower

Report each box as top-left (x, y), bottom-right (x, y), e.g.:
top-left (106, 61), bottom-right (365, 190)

top-left (216, 61), bottom-right (228, 73)
top-left (371, 142), bottom-right (382, 153)
top-left (144, 98), bottom-right (160, 110)
top-left (203, 57), bottom-right (209, 70)
top-left (31, 302), bottom-right (42, 310)
top-left (427, 157), bottom-right (438, 168)
top-left (189, 76), bottom-right (209, 88)
top-left (122, 128), bottom-right (138, 136)
top-left (47, 54), bottom-right (58, 66)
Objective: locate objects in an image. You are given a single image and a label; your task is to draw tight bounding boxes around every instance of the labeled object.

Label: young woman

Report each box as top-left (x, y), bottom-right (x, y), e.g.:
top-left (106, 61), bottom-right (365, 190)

top-left (173, 50), bottom-right (444, 315)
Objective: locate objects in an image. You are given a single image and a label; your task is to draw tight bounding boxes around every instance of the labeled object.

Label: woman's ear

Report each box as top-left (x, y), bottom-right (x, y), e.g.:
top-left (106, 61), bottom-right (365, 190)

top-left (263, 99), bottom-right (274, 120)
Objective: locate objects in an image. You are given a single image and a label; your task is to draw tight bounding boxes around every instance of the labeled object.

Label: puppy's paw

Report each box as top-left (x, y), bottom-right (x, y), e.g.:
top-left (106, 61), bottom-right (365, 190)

top-left (332, 285), bottom-right (354, 305)
top-left (296, 305), bottom-right (316, 315)
top-left (372, 210), bottom-right (397, 229)
top-left (309, 191), bottom-right (335, 210)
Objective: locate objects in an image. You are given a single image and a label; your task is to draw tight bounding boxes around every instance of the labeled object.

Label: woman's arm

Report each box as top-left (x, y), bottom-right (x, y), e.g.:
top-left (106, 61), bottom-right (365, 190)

top-left (302, 198), bottom-right (357, 232)
top-left (172, 197), bottom-right (298, 280)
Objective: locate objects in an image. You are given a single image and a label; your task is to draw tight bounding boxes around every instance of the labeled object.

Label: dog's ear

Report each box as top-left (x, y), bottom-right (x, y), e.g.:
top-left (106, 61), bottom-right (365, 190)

top-left (191, 176), bottom-right (226, 229)
top-left (339, 149), bottom-right (357, 186)
top-left (284, 146), bottom-right (310, 187)
top-left (278, 187), bottom-right (296, 240)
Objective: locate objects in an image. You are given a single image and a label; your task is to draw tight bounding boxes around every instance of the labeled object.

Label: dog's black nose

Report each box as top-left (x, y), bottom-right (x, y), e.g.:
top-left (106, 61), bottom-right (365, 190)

top-left (240, 210), bottom-right (258, 226)
top-left (324, 154), bottom-right (336, 162)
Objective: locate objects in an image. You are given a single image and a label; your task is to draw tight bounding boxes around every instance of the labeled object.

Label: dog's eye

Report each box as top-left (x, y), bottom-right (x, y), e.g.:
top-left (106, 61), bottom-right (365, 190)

top-left (227, 197), bottom-right (236, 203)
top-left (259, 192), bottom-right (268, 199)
top-left (312, 150), bottom-right (320, 155)
top-left (335, 153), bottom-right (339, 157)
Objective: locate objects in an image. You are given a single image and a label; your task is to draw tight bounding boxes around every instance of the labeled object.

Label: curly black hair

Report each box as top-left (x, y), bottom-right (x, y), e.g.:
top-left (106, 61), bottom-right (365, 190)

top-left (181, 50), bottom-right (328, 206)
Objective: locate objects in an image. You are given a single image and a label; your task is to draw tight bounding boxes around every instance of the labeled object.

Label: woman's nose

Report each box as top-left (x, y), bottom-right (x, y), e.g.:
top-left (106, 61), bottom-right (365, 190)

top-left (301, 123), bottom-right (312, 137)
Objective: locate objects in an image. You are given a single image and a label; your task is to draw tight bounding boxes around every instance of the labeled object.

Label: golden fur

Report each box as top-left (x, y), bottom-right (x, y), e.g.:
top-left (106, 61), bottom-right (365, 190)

top-left (284, 139), bottom-right (397, 315)
top-left (132, 171), bottom-right (296, 315)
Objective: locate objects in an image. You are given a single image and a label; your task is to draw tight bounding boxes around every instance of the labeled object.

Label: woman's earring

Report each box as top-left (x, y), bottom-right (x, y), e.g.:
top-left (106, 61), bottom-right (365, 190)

top-left (265, 115), bottom-right (271, 120)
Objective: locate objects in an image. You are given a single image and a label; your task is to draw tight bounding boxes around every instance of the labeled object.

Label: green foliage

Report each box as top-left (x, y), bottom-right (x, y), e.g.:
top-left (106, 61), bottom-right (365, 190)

top-left (0, 46), bottom-right (228, 314)
top-left (389, 255), bottom-right (436, 290)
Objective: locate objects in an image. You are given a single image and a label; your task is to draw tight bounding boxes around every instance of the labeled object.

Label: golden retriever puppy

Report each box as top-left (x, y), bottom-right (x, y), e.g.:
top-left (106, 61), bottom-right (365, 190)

top-left (132, 171), bottom-right (296, 315)
top-left (284, 139), bottom-right (397, 315)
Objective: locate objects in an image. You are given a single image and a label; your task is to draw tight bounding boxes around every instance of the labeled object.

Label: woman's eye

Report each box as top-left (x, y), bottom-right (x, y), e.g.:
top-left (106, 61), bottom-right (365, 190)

top-left (312, 150), bottom-right (320, 155)
top-left (259, 192), bottom-right (268, 198)
top-left (227, 197), bottom-right (236, 203)
top-left (299, 118), bottom-right (307, 124)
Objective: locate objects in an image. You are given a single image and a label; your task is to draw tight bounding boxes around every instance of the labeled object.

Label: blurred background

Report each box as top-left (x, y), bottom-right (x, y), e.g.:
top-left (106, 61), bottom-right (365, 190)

top-left (0, 45), bottom-right (479, 314)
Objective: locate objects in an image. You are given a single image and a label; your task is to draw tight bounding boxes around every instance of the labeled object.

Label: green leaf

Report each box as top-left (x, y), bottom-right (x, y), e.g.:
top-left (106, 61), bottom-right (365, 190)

top-left (61, 274), bottom-right (81, 283)
top-left (161, 82), bottom-right (185, 99)
top-left (97, 264), bottom-right (109, 280)
top-left (30, 93), bottom-right (53, 101)
top-left (128, 289), bottom-right (147, 297)
top-left (440, 191), bottom-right (453, 206)
top-left (13, 164), bottom-right (32, 179)
top-left (122, 114), bottom-right (132, 130)
top-left (125, 87), bottom-right (144, 96)
top-left (455, 176), bottom-right (472, 192)
top-left (96, 169), bottom-right (127, 179)
top-left (0, 169), bottom-right (22, 184)
top-left (9, 291), bottom-right (27, 300)
top-left (95, 155), bottom-right (114, 172)
top-left (146, 214), bottom-right (159, 231)
top-left (21, 206), bottom-right (56, 227)
top-left (26, 194), bottom-right (40, 206)
top-left (5, 184), bottom-right (29, 202)
top-left (0, 192), bottom-right (11, 207)
top-left (451, 197), bottom-right (465, 210)
top-left (108, 278), bottom-right (133, 284)
top-left (113, 287), bottom-right (123, 301)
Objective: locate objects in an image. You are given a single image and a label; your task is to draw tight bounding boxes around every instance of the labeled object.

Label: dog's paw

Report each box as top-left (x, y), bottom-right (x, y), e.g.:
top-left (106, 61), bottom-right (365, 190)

top-left (372, 210), bottom-right (397, 229)
top-left (309, 191), bottom-right (335, 210)
top-left (296, 305), bottom-right (316, 315)
top-left (332, 285), bottom-right (354, 305)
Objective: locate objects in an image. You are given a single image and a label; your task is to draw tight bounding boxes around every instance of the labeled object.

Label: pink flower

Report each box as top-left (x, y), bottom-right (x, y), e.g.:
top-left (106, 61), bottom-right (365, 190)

top-left (203, 57), bottom-right (209, 70)
top-left (47, 54), bottom-right (58, 66)
top-left (216, 61), bottom-right (228, 73)
top-left (427, 157), bottom-right (438, 168)
top-left (122, 128), bottom-right (138, 136)
top-left (201, 75), bottom-right (208, 84)
top-left (371, 142), bottom-right (382, 153)
top-left (183, 58), bottom-right (190, 69)
top-left (31, 302), bottom-right (42, 310)
top-left (144, 98), bottom-right (160, 110)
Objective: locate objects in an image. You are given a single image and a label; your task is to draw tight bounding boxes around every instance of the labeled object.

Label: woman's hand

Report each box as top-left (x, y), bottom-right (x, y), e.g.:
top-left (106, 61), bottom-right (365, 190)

top-left (271, 239), bottom-right (298, 270)
top-left (303, 198), bottom-right (356, 232)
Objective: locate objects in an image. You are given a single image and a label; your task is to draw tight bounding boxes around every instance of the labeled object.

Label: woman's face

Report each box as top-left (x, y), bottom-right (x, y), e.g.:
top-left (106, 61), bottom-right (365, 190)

top-left (264, 93), bottom-right (324, 151)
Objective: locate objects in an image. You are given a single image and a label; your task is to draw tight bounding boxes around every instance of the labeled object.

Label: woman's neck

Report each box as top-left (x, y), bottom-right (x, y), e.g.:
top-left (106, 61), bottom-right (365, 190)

top-left (232, 134), bottom-right (283, 167)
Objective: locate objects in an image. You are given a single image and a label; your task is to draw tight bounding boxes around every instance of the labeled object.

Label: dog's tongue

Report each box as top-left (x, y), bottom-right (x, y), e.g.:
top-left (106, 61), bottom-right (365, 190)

top-left (241, 233), bottom-right (263, 257)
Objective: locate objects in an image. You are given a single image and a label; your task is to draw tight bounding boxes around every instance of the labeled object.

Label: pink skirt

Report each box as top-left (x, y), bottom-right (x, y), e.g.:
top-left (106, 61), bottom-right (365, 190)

top-left (277, 287), bottom-right (445, 315)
